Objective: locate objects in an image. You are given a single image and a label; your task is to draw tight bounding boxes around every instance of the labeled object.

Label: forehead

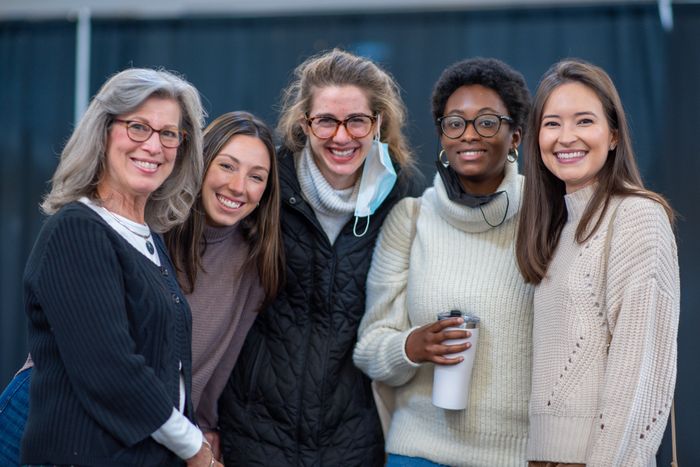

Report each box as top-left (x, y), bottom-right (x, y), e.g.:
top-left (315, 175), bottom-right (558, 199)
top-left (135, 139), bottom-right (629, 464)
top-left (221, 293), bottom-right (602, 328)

top-left (125, 96), bottom-right (182, 126)
top-left (216, 134), bottom-right (271, 169)
top-left (543, 81), bottom-right (604, 113)
top-left (444, 84), bottom-right (508, 114)
top-left (309, 85), bottom-right (371, 116)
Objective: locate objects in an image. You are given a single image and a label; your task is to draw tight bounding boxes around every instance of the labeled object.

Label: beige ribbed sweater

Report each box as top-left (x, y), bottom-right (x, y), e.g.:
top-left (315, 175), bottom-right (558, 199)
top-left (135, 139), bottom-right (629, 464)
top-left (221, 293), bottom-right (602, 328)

top-left (528, 185), bottom-right (680, 467)
top-left (354, 162), bottom-right (534, 467)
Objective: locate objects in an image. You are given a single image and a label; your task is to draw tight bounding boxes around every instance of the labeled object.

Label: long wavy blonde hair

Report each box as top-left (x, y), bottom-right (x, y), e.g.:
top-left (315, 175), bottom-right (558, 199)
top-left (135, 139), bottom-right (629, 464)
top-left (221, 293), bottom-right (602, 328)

top-left (277, 48), bottom-right (414, 173)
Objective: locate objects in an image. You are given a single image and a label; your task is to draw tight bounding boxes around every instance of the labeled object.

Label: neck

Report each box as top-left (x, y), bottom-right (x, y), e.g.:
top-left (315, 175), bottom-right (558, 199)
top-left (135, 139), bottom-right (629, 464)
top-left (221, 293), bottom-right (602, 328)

top-left (459, 171), bottom-right (505, 196)
top-left (97, 187), bottom-right (147, 223)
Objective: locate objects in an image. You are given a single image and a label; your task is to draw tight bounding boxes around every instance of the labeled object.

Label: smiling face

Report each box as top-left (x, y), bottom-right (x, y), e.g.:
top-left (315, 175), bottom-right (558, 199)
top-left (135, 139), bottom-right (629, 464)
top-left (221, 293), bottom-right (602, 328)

top-left (440, 84), bottom-right (520, 195)
top-left (539, 81), bottom-right (618, 194)
top-left (303, 85), bottom-right (375, 189)
top-left (202, 134), bottom-right (271, 227)
top-left (100, 96), bottom-right (181, 212)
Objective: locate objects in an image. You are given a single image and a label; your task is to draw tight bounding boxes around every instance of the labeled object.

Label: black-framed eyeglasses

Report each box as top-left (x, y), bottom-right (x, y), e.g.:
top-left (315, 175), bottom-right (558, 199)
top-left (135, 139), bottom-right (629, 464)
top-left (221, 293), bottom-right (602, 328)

top-left (305, 113), bottom-right (378, 139)
top-left (113, 119), bottom-right (185, 148)
top-left (437, 114), bottom-right (514, 139)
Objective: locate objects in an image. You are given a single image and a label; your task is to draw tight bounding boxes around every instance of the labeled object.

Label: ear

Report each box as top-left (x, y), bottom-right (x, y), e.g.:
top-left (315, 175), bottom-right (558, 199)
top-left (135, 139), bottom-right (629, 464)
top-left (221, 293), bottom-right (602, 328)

top-left (510, 127), bottom-right (522, 150)
top-left (609, 129), bottom-right (619, 151)
top-left (301, 117), bottom-right (310, 136)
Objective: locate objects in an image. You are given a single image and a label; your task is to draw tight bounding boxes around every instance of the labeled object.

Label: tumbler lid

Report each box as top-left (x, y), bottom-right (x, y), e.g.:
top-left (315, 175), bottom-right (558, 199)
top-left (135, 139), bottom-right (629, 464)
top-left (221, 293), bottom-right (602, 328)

top-left (437, 310), bottom-right (480, 328)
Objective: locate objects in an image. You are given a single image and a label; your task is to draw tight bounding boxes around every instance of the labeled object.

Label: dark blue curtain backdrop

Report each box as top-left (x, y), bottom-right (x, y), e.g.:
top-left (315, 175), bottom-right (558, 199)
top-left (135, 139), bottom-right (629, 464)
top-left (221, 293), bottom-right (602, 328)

top-left (1, 4), bottom-right (697, 463)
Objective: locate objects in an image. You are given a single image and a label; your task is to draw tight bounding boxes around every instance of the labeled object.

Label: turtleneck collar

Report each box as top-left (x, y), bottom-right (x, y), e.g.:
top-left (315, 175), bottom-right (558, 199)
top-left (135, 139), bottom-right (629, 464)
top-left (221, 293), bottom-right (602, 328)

top-left (564, 183), bottom-right (597, 224)
top-left (428, 161), bottom-right (523, 234)
top-left (203, 222), bottom-right (242, 244)
top-left (295, 143), bottom-right (359, 217)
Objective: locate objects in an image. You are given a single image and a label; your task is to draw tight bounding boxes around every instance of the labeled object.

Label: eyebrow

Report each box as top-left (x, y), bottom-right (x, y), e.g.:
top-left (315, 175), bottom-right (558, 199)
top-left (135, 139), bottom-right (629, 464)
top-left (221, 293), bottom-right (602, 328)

top-left (542, 111), bottom-right (598, 119)
top-left (125, 116), bottom-right (181, 129)
top-left (216, 153), bottom-right (270, 173)
top-left (312, 112), bottom-right (371, 119)
top-left (446, 107), bottom-right (504, 115)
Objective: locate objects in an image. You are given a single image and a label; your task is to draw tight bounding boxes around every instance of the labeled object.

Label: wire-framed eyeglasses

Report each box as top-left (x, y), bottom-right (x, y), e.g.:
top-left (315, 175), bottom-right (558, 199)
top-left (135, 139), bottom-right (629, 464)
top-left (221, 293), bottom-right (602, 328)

top-left (305, 113), bottom-right (378, 139)
top-left (114, 119), bottom-right (185, 148)
top-left (438, 114), bottom-right (514, 139)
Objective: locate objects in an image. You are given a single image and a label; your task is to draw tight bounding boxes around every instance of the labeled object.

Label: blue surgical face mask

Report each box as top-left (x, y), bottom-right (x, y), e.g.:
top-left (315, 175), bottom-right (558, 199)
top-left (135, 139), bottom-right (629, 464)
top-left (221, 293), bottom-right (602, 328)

top-left (353, 117), bottom-right (397, 237)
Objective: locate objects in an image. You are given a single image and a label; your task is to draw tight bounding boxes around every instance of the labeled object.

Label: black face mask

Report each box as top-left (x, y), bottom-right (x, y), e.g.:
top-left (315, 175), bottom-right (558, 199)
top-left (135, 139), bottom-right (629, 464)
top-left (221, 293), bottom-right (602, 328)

top-left (435, 160), bottom-right (510, 227)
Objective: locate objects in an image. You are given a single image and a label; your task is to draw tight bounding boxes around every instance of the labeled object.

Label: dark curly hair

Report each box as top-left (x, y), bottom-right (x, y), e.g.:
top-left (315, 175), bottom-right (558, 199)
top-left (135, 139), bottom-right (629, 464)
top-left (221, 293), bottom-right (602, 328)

top-left (431, 57), bottom-right (531, 135)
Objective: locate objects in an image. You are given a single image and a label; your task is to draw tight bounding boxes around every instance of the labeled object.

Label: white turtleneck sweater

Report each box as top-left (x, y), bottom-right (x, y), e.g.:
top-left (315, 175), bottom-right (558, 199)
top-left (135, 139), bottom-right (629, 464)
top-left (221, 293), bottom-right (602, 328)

top-left (354, 162), bottom-right (534, 467)
top-left (528, 185), bottom-right (680, 467)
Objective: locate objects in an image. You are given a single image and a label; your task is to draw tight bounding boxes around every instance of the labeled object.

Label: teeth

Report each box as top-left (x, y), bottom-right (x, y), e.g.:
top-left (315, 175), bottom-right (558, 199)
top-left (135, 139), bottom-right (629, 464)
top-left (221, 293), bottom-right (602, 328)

top-left (217, 195), bottom-right (241, 209)
top-left (458, 150), bottom-right (483, 156)
top-left (134, 160), bottom-right (158, 170)
top-left (556, 151), bottom-right (586, 160)
top-left (331, 148), bottom-right (354, 157)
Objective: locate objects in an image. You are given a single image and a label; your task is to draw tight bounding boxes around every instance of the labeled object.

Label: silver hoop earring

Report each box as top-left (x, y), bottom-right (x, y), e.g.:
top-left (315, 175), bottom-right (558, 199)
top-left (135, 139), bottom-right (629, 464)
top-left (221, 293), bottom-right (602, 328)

top-left (507, 148), bottom-right (519, 163)
top-left (439, 149), bottom-right (449, 166)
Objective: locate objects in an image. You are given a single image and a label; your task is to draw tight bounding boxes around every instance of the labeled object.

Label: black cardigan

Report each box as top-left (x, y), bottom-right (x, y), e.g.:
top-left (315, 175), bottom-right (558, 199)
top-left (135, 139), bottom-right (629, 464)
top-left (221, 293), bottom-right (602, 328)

top-left (21, 202), bottom-right (193, 466)
top-left (218, 148), bottom-right (421, 466)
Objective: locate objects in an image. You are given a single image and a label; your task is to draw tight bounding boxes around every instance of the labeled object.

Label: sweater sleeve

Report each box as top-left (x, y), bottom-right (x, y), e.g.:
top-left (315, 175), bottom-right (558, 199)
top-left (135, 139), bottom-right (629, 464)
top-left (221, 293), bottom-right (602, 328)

top-left (586, 199), bottom-right (680, 467)
top-left (28, 214), bottom-right (177, 446)
top-left (353, 197), bottom-right (422, 387)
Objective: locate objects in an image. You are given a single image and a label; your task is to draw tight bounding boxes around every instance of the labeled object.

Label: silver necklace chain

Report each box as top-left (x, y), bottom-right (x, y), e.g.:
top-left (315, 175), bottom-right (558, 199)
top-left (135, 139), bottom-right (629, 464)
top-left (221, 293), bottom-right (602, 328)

top-left (102, 207), bottom-right (152, 240)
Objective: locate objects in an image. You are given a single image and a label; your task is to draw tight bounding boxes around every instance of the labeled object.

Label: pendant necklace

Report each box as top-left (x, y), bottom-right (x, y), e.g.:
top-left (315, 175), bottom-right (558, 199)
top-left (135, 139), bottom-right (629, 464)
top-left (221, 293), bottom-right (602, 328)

top-left (103, 207), bottom-right (155, 254)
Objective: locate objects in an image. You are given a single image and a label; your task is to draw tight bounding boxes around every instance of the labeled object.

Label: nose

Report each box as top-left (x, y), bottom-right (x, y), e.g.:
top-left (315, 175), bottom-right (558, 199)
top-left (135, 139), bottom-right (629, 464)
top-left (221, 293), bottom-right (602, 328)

top-left (461, 121), bottom-right (481, 142)
top-left (332, 123), bottom-right (353, 143)
top-left (141, 131), bottom-right (163, 153)
top-left (558, 122), bottom-right (578, 145)
top-left (227, 172), bottom-right (245, 194)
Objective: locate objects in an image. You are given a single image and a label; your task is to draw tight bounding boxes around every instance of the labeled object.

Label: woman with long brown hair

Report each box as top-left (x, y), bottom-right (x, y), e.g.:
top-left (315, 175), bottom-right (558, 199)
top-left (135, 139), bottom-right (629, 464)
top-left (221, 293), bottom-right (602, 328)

top-left (165, 110), bottom-right (283, 461)
top-left (516, 59), bottom-right (679, 466)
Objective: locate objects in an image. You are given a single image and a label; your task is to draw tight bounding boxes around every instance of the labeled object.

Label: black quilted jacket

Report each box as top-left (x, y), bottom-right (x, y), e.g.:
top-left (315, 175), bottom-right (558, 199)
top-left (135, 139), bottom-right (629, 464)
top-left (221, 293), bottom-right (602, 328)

top-left (218, 147), bottom-right (420, 467)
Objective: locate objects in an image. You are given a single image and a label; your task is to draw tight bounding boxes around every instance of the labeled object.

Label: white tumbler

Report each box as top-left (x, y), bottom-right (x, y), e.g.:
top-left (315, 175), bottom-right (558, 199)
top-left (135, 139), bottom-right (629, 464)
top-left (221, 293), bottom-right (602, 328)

top-left (432, 310), bottom-right (480, 410)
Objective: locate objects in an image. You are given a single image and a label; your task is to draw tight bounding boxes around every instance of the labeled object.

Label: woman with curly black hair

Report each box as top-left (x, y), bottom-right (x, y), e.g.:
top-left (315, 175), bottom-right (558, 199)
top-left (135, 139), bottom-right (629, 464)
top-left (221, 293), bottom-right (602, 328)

top-left (354, 57), bottom-right (535, 466)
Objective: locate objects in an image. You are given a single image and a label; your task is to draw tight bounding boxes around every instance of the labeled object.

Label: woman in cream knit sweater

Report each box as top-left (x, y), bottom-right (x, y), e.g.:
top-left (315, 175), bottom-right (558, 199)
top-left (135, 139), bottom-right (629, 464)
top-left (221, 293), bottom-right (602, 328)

top-left (516, 59), bottom-right (680, 467)
top-left (354, 58), bottom-right (534, 467)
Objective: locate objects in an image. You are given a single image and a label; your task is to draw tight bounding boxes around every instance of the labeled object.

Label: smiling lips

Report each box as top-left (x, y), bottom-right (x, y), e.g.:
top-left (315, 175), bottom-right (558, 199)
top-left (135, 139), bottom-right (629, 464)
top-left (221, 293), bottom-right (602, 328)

top-left (132, 158), bottom-right (160, 173)
top-left (554, 150), bottom-right (587, 162)
top-left (457, 149), bottom-right (486, 160)
top-left (216, 194), bottom-right (242, 209)
top-left (328, 147), bottom-right (357, 160)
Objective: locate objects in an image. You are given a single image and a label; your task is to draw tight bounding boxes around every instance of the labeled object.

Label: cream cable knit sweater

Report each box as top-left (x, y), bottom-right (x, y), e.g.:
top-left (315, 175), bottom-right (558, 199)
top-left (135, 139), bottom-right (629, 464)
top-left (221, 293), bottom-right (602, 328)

top-left (354, 162), bottom-right (534, 467)
top-left (527, 185), bottom-right (680, 467)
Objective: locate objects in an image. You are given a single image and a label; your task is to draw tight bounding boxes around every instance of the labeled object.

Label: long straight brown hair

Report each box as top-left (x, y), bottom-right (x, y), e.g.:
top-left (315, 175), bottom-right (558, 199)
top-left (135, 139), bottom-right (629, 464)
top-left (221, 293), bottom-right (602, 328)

top-left (165, 111), bottom-right (284, 308)
top-left (516, 59), bottom-right (674, 284)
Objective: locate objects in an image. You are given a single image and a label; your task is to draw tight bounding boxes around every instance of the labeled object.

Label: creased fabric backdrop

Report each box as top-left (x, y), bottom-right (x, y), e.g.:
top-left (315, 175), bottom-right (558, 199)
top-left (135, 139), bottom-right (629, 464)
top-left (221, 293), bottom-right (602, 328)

top-left (1, 4), bottom-right (697, 463)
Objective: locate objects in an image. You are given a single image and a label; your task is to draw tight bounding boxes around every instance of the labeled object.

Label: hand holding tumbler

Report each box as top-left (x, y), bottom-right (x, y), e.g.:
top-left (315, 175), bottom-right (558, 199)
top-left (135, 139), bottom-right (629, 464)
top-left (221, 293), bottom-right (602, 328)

top-left (432, 310), bottom-right (480, 410)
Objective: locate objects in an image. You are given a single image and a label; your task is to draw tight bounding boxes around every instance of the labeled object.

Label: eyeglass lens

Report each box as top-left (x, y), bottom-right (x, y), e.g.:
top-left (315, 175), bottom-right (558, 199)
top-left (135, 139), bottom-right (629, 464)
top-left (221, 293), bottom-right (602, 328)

top-left (440, 114), bottom-right (504, 139)
top-left (122, 120), bottom-right (182, 148)
top-left (308, 115), bottom-right (374, 139)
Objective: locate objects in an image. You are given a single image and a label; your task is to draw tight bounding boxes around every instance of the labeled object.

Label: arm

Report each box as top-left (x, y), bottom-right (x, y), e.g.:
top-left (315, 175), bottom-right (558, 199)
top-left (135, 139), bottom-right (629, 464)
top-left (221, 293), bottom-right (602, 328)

top-left (354, 198), bottom-right (470, 386)
top-left (587, 199), bottom-right (680, 466)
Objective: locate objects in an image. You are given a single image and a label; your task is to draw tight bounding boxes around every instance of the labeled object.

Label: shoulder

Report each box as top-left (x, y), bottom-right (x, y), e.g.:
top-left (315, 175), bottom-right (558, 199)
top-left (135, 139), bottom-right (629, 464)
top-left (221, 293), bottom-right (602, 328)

top-left (608, 195), bottom-right (677, 283)
top-left (40, 202), bottom-right (107, 240)
top-left (614, 195), bottom-right (673, 239)
top-left (385, 197), bottom-right (421, 230)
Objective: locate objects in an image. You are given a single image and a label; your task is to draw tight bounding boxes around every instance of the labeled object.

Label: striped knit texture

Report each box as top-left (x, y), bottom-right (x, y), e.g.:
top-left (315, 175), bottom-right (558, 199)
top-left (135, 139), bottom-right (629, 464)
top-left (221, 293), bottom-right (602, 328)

top-left (528, 185), bottom-right (680, 467)
top-left (355, 162), bottom-right (535, 467)
top-left (22, 203), bottom-right (189, 465)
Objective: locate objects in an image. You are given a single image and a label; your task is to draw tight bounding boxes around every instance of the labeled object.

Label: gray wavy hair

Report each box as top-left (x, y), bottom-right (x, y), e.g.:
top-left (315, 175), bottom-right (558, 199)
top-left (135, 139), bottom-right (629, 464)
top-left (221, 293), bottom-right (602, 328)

top-left (41, 67), bottom-right (205, 232)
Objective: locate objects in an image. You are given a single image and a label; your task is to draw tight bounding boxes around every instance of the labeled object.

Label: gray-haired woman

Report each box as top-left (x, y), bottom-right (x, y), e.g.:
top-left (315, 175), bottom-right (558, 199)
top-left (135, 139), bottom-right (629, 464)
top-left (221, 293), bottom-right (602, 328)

top-left (14, 68), bottom-right (220, 466)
